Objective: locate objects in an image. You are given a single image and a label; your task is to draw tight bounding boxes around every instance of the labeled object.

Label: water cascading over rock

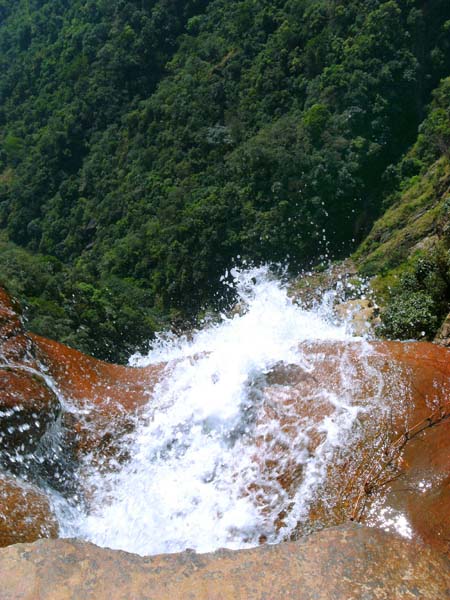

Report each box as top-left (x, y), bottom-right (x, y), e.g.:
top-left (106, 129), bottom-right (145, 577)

top-left (0, 268), bottom-right (449, 560)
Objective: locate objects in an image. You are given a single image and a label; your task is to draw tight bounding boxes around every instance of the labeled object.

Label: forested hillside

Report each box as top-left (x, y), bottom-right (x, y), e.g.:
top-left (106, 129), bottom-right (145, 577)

top-left (1, 0), bottom-right (449, 361)
top-left (356, 75), bottom-right (450, 341)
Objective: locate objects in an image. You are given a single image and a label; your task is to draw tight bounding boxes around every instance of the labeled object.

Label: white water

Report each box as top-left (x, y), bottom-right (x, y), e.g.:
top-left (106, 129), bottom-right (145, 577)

top-left (57, 267), bottom-right (377, 556)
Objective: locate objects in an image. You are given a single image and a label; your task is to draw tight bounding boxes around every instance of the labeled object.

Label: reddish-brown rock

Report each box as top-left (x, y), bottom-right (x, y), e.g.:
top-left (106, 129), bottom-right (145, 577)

top-left (0, 286), bottom-right (165, 466)
top-left (30, 333), bottom-right (165, 412)
top-left (0, 473), bottom-right (58, 547)
top-left (0, 368), bottom-right (60, 457)
top-left (368, 342), bottom-right (450, 556)
top-left (0, 289), bottom-right (32, 364)
top-left (30, 334), bottom-right (166, 466)
top-left (0, 525), bottom-right (448, 599)
top-left (1, 285), bottom-right (449, 559)
top-left (0, 296), bottom-right (69, 493)
top-left (0, 288), bottom-right (21, 341)
top-left (257, 341), bottom-right (450, 555)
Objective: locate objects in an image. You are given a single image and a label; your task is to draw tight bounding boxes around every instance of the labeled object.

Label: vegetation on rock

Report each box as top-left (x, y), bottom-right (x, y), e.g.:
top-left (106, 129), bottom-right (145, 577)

top-left (356, 77), bottom-right (450, 340)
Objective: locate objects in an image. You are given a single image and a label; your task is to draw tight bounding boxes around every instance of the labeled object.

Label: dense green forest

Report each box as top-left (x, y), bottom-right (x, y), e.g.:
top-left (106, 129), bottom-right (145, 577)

top-left (0, 0), bottom-right (449, 361)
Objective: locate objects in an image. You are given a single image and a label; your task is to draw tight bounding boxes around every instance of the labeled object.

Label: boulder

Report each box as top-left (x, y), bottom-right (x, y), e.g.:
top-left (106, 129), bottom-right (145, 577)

top-left (30, 334), bottom-right (166, 467)
top-left (0, 525), bottom-right (448, 599)
top-left (435, 311), bottom-right (450, 347)
top-left (334, 298), bottom-right (380, 335)
top-left (0, 368), bottom-right (60, 459)
top-left (0, 473), bottom-right (58, 547)
top-left (0, 286), bottom-right (165, 469)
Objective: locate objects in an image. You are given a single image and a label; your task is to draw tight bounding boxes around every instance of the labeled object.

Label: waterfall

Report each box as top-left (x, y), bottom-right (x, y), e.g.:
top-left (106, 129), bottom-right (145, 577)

top-left (54, 267), bottom-right (379, 556)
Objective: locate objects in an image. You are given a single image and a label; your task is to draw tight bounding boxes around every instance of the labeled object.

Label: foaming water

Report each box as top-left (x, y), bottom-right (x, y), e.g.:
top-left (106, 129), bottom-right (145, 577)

top-left (59, 267), bottom-right (373, 556)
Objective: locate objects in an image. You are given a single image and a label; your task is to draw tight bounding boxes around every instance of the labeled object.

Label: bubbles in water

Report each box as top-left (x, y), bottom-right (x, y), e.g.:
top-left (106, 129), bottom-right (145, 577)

top-left (56, 266), bottom-right (374, 556)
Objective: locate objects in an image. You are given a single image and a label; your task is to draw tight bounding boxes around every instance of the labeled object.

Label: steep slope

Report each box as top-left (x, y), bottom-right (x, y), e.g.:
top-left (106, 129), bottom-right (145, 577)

top-left (355, 76), bottom-right (450, 340)
top-left (0, 0), bottom-right (449, 360)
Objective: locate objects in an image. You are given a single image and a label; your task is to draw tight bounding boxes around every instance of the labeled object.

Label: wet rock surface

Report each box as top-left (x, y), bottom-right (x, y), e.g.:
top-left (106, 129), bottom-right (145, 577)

top-left (0, 284), bottom-right (449, 578)
top-left (0, 525), bottom-right (449, 600)
top-left (0, 285), bottom-right (165, 470)
top-left (366, 341), bottom-right (450, 556)
top-left (261, 341), bottom-right (450, 554)
top-left (29, 333), bottom-right (166, 469)
top-left (0, 286), bottom-right (166, 545)
top-left (0, 368), bottom-right (60, 460)
top-left (0, 473), bottom-right (58, 548)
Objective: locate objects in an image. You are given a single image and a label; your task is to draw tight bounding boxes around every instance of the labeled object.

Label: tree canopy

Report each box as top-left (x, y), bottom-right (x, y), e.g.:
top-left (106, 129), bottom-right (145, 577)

top-left (1, 0), bottom-right (449, 361)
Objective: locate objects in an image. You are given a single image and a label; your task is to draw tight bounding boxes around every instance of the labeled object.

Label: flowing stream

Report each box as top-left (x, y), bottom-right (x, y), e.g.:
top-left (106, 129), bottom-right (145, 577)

top-left (53, 267), bottom-right (381, 556)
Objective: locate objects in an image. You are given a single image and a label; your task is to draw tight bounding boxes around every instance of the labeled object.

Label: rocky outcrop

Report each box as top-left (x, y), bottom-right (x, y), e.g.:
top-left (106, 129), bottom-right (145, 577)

top-left (258, 340), bottom-right (450, 555)
top-left (0, 525), bottom-right (449, 600)
top-left (435, 311), bottom-right (450, 347)
top-left (334, 298), bottom-right (380, 335)
top-left (289, 262), bottom-right (382, 336)
top-left (0, 287), bottom-right (166, 544)
top-left (0, 284), bottom-right (449, 561)
top-left (0, 286), bottom-right (166, 471)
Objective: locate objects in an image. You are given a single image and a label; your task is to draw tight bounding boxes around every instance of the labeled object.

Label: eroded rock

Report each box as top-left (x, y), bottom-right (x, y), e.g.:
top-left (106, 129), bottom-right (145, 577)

top-left (0, 286), bottom-right (164, 470)
top-left (0, 284), bottom-right (449, 561)
top-left (0, 525), bottom-right (448, 600)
